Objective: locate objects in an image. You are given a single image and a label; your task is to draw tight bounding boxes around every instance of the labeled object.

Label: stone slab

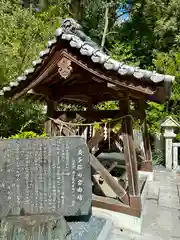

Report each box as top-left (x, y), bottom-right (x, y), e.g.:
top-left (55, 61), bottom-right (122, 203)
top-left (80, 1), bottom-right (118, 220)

top-left (0, 215), bottom-right (113, 240)
top-left (158, 191), bottom-right (180, 209)
top-left (110, 229), bottom-right (135, 240)
top-left (138, 171), bottom-right (154, 181)
top-left (0, 137), bottom-right (92, 218)
top-left (142, 199), bottom-right (180, 239)
top-left (146, 181), bottom-right (160, 201)
top-left (69, 216), bottom-right (113, 240)
top-left (1, 214), bottom-right (71, 240)
top-left (160, 184), bottom-right (178, 195)
top-left (92, 206), bottom-right (142, 234)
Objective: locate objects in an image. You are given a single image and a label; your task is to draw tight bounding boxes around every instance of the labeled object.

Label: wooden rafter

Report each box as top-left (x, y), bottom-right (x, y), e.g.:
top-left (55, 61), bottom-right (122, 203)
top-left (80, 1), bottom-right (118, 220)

top-left (12, 50), bottom-right (65, 100)
top-left (61, 51), bottom-right (157, 95)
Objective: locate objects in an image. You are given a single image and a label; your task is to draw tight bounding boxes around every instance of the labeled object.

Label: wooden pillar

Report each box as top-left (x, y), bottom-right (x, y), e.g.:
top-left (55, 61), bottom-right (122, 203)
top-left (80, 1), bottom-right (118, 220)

top-left (121, 100), bottom-right (139, 196)
top-left (134, 100), bottom-right (153, 172)
top-left (141, 118), bottom-right (153, 171)
top-left (44, 99), bottom-right (57, 136)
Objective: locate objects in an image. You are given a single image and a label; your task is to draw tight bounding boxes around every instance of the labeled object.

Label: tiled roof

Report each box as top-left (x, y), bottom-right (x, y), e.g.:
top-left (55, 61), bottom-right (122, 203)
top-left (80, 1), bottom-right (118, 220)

top-left (0, 18), bottom-right (175, 97)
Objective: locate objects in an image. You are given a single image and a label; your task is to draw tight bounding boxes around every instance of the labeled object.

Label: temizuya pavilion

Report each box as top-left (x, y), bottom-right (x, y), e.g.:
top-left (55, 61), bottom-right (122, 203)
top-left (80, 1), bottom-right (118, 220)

top-left (0, 18), bottom-right (175, 219)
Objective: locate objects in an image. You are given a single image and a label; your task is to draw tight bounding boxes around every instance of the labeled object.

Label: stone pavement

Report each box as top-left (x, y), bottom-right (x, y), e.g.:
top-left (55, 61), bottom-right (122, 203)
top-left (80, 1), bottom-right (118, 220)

top-left (111, 166), bottom-right (180, 240)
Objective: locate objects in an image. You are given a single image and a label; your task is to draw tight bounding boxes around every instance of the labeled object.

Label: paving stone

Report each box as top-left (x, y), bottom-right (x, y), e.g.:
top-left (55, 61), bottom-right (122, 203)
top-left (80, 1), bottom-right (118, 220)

top-left (146, 181), bottom-right (160, 201)
top-left (142, 199), bottom-right (180, 239)
top-left (110, 230), bottom-right (136, 240)
top-left (160, 184), bottom-right (179, 195)
top-left (158, 191), bottom-right (180, 209)
top-left (153, 168), bottom-right (176, 182)
top-left (109, 168), bottom-right (180, 240)
top-left (134, 233), bottom-right (165, 240)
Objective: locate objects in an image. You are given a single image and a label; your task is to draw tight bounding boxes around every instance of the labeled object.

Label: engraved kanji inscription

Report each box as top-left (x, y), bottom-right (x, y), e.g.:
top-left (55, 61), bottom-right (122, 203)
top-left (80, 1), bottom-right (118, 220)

top-left (0, 137), bottom-right (91, 218)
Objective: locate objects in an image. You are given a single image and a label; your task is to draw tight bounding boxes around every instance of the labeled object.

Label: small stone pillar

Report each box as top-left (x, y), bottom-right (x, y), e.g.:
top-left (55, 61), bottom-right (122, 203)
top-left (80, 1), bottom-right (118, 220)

top-left (173, 143), bottom-right (179, 169)
top-left (161, 117), bottom-right (180, 170)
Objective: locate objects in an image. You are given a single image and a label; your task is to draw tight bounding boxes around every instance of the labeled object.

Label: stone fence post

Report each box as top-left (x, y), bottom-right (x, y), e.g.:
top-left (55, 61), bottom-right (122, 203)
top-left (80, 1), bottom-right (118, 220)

top-left (161, 117), bottom-right (180, 170)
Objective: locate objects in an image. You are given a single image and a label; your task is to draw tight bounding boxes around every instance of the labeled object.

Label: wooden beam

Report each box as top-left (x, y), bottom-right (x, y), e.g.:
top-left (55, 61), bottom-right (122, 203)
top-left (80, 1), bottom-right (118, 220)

top-left (87, 128), bottom-right (105, 150)
top-left (12, 66), bottom-right (58, 100)
top-left (61, 95), bottom-right (91, 102)
top-left (92, 195), bottom-right (141, 217)
top-left (33, 83), bottom-right (124, 102)
top-left (135, 101), bottom-right (153, 172)
top-left (90, 154), bottom-right (129, 205)
top-left (87, 124), bottom-right (130, 205)
top-left (52, 83), bottom-right (123, 96)
top-left (41, 71), bottom-right (59, 85)
top-left (63, 51), bottom-right (157, 96)
top-left (98, 161), bottom-right (118, 184)
top-left (92, 175), bottom-right (106, 197)
top-left (44, 100), bottom-right (57, 136)
top-left (121, 100), bottom-right (139, 196)
top-left (55, 109), bottom-right (143, 122)
top-left (12, 51), bottom-right (65, 100)
top-left (142, 118), bottom-right (153, 172)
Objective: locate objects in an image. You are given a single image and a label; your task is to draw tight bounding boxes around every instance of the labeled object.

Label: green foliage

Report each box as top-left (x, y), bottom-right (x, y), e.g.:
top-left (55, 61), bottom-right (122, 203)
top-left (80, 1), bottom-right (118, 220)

top-left (150, 50), bottom-right (180, 131)
top-left (0, 0), bottom-right (64, 137)
top-left (9, 131), bottom-right (47, 139)
top-left (113, 123), bottom-right (121, 134)
top-left (175, 133), bottom-right (180, 143)
top-left (0, 99), bottom-right (45, 138)
top-left (153, 50), bottom-right (180, 101)
top-left (152, 148), bottom-right (164, 165)
top-left (97, 101), bottom-right (119, 110)
top-left (117, 0), bottom-right (180, 67)
top-left (146, 102), bottom-right (168, 135)
top-left (0, 0), bottom-right (61, 84)
top-left (110, 42), bottom-right (140, 66)
top-left (93, 122), bottom-right (101, 130)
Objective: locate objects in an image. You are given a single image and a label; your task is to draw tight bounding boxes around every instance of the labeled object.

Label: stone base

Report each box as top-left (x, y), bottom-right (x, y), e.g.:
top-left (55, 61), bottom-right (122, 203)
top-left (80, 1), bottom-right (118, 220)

top-left (68, 216), bottom-right (113, 240)
top-left (92, 174), bottom-right (149, 234)
top-left (138, 170), bottom-right (154, 182)
top-left (92, 206), bottom-right (143, 234)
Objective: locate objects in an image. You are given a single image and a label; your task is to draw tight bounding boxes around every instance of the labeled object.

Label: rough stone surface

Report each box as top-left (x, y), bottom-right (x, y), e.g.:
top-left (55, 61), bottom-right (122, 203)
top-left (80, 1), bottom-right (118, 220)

top-left (146, 181), bottom-right (160, 201)
top-left (110, 166), bottom-right (180, 240)
top-left (158, 191), bottom-right (180, 209)
top-left (0, 137), bottom-right (92, 218)
top-left (69, 216), bottom-right (112, 240)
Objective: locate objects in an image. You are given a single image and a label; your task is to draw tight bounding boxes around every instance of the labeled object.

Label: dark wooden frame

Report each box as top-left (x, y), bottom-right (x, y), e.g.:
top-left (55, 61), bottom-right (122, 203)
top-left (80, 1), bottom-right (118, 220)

top-left (44, 98), bottom-right (152, 217)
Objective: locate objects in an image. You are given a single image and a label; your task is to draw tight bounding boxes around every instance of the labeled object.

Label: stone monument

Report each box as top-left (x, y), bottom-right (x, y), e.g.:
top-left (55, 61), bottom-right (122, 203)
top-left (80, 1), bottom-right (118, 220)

top-left (0, 136), bottom-right (92, 239)
top-left (161, 117), bottom-right (180, 170)
top-left (0, 136), bottom-right (113, 240)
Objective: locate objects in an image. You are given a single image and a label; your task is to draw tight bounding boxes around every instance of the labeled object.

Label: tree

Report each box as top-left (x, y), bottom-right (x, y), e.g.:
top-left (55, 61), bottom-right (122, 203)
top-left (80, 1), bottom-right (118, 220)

top-left (0, 99), bottom-right (45, 137)
top-left (115, 0), bottom-right (180, 67)
top-left (0, 0), bottom-right (62, 137)
top-left (0, 0), bottom-right (62, 85)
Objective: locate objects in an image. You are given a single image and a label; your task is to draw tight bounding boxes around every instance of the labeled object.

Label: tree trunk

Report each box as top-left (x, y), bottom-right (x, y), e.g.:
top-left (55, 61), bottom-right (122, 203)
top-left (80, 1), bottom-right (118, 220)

top-left (101, 5), bottom-right (109, 50)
